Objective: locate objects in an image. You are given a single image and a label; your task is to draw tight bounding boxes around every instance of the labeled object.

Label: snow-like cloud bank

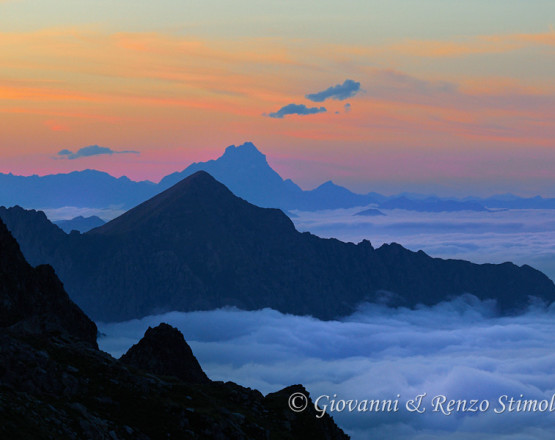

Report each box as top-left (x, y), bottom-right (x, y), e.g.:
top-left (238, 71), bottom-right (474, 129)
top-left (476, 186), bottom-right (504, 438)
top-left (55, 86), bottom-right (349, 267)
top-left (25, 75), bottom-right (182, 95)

top-left (42, 206), bottom-right (126, 221)
top-left (98, 297), bottom-right (555, 439)
top-left (290, 208), bottom-right (555, 281)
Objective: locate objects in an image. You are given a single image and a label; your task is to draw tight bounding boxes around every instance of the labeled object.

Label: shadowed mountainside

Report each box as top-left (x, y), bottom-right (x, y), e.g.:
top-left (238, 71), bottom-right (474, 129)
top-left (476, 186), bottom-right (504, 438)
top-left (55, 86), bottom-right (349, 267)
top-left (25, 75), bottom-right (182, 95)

top-left (0, 218), bottom-right (97, 347)
top-left (0, 219), bottom-right (350, 440)
top-left (1, 171), bottom-right (554, 323)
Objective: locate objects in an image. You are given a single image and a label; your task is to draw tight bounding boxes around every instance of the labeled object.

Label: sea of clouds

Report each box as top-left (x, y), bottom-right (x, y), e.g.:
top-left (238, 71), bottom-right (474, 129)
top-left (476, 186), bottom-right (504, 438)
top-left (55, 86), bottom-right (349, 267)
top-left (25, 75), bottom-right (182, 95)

top-left (98, 297), bottom-right (555, 439)
top-left (291, 208), bottom-right (555, 282)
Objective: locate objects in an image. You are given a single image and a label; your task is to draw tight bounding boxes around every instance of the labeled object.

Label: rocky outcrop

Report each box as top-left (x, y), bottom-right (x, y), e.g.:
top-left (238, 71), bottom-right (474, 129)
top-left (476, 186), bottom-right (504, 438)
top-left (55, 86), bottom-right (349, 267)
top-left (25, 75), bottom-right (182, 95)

top-left (0, 220), bottom-right (350, 439)
top-left (0, 218), bottom-right (97, 347)
top-left (264, 385), bottom-right (350, 440)
top-left (121, 323), bottom-right (210, 384)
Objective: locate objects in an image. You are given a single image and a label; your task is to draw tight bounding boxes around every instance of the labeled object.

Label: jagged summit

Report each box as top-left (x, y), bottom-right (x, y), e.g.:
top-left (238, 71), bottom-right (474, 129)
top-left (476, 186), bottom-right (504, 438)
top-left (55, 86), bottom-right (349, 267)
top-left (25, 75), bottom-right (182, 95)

top-left (157, 142), bottom-right (302, 208)
top-left (222, 141), bottom-right (267, 162)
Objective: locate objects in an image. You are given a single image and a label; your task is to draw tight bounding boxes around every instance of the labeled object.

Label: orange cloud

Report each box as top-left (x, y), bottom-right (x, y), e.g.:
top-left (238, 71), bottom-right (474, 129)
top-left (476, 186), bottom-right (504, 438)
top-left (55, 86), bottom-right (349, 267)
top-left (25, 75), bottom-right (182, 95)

top-left (0, 26), bottom-right (553, 176)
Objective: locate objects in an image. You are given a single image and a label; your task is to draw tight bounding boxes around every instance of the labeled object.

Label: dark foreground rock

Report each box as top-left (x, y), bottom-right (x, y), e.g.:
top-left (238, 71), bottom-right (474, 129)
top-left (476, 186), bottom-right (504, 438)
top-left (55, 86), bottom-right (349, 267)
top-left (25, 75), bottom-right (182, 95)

top-left (0, 218), bottom-right (349, 439)
top-left (121, 323), bottom-right (210, 384)
top-left (0, 218), bottom-right (97, 347)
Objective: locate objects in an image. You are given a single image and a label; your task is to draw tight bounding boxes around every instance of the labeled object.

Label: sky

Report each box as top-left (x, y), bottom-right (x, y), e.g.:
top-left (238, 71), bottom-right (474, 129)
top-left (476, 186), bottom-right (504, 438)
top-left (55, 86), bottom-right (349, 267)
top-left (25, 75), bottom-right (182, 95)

top-left (0, 0), bottom-right (554, 196)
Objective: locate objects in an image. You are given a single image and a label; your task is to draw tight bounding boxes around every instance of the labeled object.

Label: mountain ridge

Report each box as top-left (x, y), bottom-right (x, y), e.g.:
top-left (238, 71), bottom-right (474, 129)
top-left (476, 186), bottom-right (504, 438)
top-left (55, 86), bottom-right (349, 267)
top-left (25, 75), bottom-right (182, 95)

top-left (4, 142), bottom-right (555, 212)
top-left (1, 171), bottom-right (553, 323)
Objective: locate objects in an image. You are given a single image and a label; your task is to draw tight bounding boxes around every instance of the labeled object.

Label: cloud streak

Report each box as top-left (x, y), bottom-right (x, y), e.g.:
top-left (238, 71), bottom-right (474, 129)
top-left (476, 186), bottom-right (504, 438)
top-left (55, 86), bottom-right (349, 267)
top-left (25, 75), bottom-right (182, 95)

top-left (306, 79), bottom-right (361, 102)
top-left (267, 103), bottom-right (326, 119)
top-left (57, 145), bottom-right (139, 160)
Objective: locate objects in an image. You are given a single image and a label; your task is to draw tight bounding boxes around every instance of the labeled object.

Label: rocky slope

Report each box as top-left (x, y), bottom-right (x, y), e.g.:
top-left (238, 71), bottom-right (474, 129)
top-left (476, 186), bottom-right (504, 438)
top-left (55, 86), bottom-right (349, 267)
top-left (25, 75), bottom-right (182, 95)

top-left (0, 218), bottom-right (97, 346)
top-left (0, 218), bottom-right (350, 439)
top-left (121, 323), bottom-right (210, 384)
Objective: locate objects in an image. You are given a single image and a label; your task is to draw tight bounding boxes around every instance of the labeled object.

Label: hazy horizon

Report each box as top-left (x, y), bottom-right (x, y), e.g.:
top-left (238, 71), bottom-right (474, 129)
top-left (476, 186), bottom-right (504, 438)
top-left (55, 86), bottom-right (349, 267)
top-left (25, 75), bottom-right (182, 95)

top-left (3, 142), bottom-right (555, 200)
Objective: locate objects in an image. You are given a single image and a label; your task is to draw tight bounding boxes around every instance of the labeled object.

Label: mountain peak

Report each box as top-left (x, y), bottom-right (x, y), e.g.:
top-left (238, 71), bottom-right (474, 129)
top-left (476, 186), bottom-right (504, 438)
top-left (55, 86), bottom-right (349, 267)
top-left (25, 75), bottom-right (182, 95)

top-left (121, 323), bottom-right (210, 383)
top-left (89, 170), bottom-right (295, 239)
top-left (318, 180), bottom-right (337, 188)
top-left (222, 141), bottom-right (267, 162)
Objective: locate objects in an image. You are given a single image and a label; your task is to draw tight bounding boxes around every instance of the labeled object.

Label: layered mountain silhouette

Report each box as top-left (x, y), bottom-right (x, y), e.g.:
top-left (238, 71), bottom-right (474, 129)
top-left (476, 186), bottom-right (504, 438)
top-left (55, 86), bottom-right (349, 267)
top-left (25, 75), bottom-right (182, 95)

top-left (54, 215), bottom-right (106, 233)
top-left (0, 218), bottom-right (349, 439)
top-left (0, 169), bottom-right (157, 209)
top-left (1, 172), bottom-right (554, 323)
top-left (5, 142), bottom-right (554, 213)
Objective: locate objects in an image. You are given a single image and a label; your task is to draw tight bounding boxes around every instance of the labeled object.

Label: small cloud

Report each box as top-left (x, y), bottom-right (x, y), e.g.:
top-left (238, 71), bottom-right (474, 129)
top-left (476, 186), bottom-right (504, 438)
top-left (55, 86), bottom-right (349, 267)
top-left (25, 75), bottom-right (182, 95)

top-left (306, 79), bottom-right (361, 102)
top-left (344, 103), bottom-right (351, 113)
top-left (57, 145), bottom-right (139, 160)
top-left (266, 103), bottom-right (326, 119)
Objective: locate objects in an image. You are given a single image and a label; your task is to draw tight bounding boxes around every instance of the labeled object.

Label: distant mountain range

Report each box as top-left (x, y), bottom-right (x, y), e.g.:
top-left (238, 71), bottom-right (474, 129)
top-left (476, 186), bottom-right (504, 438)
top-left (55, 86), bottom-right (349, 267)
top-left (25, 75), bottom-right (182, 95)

top-left (2, 142), bottom-right (555, 213)
top-left (54, 215), bottom-right (106, 233)
top-left (0, 169), bottom-right (157, 210)
top-left (1, 171), bottom-right (553, 323)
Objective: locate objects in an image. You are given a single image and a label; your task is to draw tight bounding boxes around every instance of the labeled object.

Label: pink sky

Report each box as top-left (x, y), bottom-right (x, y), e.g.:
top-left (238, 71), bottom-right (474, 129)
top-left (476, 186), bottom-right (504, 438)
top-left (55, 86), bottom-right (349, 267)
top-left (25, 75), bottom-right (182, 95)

top-left (0, 2), bottom-right (554, 196)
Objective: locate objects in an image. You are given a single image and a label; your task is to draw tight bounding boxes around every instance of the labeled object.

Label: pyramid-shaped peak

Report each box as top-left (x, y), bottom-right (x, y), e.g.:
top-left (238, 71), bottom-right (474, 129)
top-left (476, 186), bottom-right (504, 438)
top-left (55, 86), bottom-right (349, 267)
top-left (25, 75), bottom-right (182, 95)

top-left (162, 170), bottom-right (232, 195)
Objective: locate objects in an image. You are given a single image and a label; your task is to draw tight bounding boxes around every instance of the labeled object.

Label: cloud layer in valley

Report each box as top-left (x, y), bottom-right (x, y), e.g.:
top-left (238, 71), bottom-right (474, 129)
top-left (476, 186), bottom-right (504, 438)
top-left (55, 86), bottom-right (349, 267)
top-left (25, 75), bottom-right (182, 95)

top-left (98, 298), bottom-right (555, 440)
top-left (291, 207), bottom-right (555, 282)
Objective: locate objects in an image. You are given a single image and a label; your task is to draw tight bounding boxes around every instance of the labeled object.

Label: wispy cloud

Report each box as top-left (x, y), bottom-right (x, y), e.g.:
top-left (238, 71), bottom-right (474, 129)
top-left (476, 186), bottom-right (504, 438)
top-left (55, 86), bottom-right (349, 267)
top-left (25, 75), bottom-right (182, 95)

top-left (266, 103), bottom-right (326, 119)
top-left (57, 145), bottom-right (139, 160)
top-left (306, 79), bottom-right (361, 102)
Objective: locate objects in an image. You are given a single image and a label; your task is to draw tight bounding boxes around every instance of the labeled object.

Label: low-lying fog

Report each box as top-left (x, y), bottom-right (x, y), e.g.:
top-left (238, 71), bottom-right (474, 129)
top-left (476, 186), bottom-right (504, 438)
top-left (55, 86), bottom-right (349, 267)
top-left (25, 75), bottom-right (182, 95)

top-left (98, 297), bottom-right (555, 439)
top-left (291, 208), bottom-right (555, 282)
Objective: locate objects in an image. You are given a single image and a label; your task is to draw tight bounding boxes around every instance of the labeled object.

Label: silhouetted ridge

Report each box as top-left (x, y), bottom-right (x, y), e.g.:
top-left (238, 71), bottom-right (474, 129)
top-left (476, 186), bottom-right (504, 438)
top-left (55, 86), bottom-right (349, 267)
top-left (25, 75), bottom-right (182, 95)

top-left (1, 174), bottom-right (554, 322)
top-left (121, 323), bottom-right (210, 384)
top-left (0, 218), bottom-right (97, 347)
